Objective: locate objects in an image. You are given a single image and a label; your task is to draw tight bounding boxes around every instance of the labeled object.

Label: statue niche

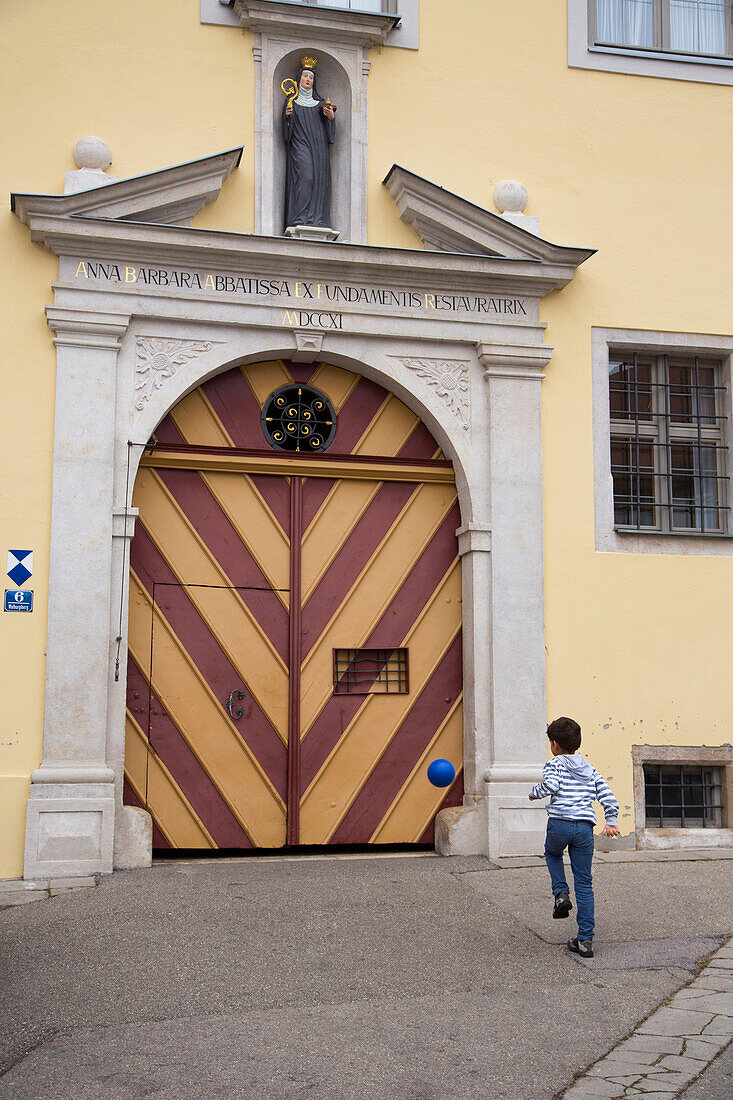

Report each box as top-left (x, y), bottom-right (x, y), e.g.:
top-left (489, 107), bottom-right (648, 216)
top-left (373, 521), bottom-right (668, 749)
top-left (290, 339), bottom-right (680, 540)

top-left (281, 55), bottom-right (338, 239)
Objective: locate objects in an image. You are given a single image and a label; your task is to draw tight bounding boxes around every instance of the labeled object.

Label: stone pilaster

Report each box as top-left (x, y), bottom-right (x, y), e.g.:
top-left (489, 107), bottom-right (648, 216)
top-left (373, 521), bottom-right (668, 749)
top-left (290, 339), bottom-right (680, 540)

top-left (477, 341), bottom-right (553, 860)
top-left (24, 307), bottom-right (131, 879)
top-left (456, 522), bottom-right (493, 803)
top-left (434, 522), bottom-right (492, 856)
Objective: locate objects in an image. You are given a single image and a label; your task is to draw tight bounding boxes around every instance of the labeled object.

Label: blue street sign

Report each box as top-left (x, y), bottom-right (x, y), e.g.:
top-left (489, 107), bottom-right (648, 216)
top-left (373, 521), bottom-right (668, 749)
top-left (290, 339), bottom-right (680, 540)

top-left (4, 589), bottom-right (33, 612)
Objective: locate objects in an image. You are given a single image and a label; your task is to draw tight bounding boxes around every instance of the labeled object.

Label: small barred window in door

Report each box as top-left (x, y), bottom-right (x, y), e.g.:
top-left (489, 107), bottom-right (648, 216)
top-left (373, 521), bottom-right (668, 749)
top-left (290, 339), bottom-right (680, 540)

top-left (333, 648), bottom-right (409, 694)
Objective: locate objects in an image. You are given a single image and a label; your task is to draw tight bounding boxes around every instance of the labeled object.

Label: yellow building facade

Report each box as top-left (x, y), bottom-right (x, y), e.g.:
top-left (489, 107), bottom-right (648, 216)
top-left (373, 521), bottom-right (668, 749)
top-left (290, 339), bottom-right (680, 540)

top-left (2, 0), bottom-right (732, 879)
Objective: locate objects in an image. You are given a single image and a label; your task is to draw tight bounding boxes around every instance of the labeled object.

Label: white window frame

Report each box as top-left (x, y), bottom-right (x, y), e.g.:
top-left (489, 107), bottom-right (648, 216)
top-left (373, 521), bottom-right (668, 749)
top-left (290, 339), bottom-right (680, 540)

top-left (568, 0), bottom-right (733, 83)
top-left (590, 0), bottom-right (733, 59)
top-left (592, 327), bottom-right (733, 554)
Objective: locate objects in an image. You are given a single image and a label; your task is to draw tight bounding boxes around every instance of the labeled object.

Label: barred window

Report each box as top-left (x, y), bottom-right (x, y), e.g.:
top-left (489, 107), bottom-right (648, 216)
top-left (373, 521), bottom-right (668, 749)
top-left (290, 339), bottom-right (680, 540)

top-left (609, 352), bottom-right (729, 533)
top-left (593, 0), bottom-right (733, 58)
top-left (643, 763), bottom-right (724, 827)
top-left (333, 648), bottom-right (409, 695)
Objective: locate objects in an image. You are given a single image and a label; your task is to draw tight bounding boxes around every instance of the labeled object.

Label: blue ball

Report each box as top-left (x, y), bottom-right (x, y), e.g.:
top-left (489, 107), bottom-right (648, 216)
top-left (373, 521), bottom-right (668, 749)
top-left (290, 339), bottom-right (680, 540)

top-left (427, 759), bottom-right (456, 788)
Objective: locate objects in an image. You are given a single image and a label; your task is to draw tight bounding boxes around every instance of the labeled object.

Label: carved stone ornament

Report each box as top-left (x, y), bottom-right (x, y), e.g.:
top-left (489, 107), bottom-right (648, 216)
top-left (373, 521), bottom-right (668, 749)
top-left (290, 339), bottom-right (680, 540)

top-left (135, 337), bottom-right (219, 410)
top-left (396, 358), bottom-right (470, 430)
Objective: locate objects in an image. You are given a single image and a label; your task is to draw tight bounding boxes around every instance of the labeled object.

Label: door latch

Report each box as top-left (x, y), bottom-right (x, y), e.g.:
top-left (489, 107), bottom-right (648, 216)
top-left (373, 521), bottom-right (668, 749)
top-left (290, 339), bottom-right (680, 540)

top-left (226, 689), bottom-right (245, 720)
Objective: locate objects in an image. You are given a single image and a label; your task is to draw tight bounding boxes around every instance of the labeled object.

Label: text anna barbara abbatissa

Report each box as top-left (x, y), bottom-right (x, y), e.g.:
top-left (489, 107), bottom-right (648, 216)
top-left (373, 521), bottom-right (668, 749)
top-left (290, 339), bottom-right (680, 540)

top-left (74, 262), bottom-right (528, 324)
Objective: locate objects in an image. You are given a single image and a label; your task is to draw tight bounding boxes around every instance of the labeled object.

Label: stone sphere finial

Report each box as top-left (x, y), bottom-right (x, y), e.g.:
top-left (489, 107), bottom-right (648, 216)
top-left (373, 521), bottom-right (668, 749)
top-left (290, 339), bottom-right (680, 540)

top-left (494, 179), bottom-right (528, 214)
top-left (73, 136), bottom-right (112, 171)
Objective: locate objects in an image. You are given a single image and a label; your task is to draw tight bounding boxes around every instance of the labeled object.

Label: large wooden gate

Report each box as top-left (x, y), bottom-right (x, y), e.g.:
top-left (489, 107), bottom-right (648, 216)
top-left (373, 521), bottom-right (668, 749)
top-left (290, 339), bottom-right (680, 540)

top-left (124, 360), bottom-right (463, 849)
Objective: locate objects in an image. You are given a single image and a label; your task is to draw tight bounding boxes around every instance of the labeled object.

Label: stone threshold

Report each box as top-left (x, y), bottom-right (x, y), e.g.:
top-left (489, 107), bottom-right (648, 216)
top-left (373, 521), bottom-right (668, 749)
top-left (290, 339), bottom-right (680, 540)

top-left (0, 876), bottom-right (97, 908)
top-left (158, 850), bottom-right (440, 867)
top-left (562, 937), bottom-right (733, 1098)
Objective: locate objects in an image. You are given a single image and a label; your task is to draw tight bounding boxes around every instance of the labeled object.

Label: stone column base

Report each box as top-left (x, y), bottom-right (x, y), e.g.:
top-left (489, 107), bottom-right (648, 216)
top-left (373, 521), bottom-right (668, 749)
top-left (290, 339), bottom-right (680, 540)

top-left (485, 768), bottom-right (547, 860)
top-left (114, 805), bottom-right (153, 869)
top-left (435, 802), bottom-right (487, 856)
top-left (23, 767), bottom-right (115, 879)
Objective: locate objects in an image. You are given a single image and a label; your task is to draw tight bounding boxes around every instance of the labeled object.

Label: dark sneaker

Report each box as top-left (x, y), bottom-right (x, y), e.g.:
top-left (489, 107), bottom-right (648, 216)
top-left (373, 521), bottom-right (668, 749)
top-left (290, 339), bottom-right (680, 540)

top-left (568, 937), bottom-right (594, 958)
top-left (553, 892), bottom-right (572, 919)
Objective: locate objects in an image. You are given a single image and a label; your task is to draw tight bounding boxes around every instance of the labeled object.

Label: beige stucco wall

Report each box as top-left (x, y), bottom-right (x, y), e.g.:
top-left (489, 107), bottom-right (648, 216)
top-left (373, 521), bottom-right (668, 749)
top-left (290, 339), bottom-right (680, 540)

top-left (2, 0), bottom-right (732, 874)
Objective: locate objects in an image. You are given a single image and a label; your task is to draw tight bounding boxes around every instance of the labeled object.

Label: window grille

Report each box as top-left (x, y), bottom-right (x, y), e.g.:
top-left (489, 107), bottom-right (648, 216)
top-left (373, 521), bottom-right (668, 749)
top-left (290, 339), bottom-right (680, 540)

top-left (593, 0), bottom-right (733, 58)
top-left (643, 763), bottom-right (724, 827)
top-left (333, 648), bottom-right (409, 694)
top-left (609, 352), bottom-right (729, 533)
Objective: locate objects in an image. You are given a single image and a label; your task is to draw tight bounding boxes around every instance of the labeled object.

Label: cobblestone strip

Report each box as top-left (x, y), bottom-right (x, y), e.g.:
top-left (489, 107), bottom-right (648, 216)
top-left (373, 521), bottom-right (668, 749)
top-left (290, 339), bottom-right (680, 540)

top-left (563, 938), bottom-right (733, 1098)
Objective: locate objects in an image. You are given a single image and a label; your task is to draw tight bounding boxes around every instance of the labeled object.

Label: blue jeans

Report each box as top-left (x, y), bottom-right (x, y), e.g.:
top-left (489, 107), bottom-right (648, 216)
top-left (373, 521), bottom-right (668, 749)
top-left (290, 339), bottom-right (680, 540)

top-left (544, 817), bottom-right (595, 941)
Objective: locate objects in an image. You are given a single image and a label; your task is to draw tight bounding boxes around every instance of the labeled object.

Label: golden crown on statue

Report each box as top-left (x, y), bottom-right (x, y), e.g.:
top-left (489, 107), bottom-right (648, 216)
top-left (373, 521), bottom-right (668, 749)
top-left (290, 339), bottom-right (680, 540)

top-left (301, 55), bottom-right (318, 69)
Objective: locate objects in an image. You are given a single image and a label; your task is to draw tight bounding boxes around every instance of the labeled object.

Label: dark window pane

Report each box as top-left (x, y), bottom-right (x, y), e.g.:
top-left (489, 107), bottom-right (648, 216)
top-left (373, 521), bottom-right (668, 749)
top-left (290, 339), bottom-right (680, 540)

top-left (669, 362), bottom-right (694, 423)
top-left (609, 359), bottom-right (653, 420)
top-left (698, 365), bottom-right (717, 424)
top-left (645, 763), bottom-right (724, 828)
top-left (611, 437), bottom-right (656, 527)
top-left (701, 445), bottom-right (721, 530)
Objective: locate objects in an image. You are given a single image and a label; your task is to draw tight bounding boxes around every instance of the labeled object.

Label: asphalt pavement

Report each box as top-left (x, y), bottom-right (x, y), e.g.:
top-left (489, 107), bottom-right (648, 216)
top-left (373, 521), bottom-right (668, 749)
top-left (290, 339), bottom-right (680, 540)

top-left (0, 851), bottom-right (731, 1099)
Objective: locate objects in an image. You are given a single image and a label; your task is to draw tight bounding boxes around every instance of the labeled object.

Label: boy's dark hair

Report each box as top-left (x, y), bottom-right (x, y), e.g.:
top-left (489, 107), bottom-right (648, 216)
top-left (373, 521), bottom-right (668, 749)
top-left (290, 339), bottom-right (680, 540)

top-left (547, 716), bottom-right (581, 754)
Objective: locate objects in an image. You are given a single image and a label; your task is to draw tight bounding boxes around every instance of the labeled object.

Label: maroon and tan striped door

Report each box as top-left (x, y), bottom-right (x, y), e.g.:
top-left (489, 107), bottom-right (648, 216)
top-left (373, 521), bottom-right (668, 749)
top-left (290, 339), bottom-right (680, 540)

top-left (124, 360), bottom-right (463, 849)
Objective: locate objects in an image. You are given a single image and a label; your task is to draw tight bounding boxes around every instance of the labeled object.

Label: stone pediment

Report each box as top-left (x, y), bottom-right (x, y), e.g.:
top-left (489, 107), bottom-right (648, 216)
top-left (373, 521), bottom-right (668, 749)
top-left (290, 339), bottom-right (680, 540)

top-left (10, 148), bottom-right (593, 301)
top-left (11, 147), bottom-right (243, 227)
top-left (383, 164), bottom-right (595, 267)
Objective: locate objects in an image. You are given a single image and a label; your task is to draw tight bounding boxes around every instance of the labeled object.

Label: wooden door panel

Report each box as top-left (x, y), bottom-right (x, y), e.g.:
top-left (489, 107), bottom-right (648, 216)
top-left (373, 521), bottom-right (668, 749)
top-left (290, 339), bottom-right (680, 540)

top-left (125, 460), bottom-right (290, 849)
top-left (297, 385), bottom-right (463, 846)
top-left (125, 359), bottom-right (464, 849)
top-left (127, 657), bottom-right (255, 849)
top-left (371, 698), bottom-right (464, 844)
top-left (298, 506), bottom-right (463, 789)
top-left (299, 483), bottom-right (459, 731)
top-left (126, 712), bottom-right (216, 849)
top-left (299, 565), bottom-right (463, 844)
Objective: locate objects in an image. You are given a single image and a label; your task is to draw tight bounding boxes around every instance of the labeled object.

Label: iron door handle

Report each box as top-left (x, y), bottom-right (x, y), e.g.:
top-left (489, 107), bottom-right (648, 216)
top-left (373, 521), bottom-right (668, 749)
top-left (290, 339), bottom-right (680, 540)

top-left (226, 689), bottom-right (245, 720)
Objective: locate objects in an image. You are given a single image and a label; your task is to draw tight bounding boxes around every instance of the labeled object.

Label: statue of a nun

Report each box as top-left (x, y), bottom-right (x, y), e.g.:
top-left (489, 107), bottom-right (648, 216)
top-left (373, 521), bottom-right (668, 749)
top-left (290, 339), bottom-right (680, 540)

top-left (282, 57), bottom-right (336, 231)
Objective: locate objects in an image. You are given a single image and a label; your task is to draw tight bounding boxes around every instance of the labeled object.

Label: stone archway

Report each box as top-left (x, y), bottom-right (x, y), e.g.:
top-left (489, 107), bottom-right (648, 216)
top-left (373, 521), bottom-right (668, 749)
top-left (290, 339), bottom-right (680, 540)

top-left (22, 315), bottom-right (546, 877)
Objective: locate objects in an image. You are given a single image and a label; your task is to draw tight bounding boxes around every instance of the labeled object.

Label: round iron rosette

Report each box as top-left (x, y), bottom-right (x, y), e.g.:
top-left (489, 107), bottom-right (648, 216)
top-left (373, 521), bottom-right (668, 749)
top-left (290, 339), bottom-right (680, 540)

top-left (261, 384), bottom-right (337, 453)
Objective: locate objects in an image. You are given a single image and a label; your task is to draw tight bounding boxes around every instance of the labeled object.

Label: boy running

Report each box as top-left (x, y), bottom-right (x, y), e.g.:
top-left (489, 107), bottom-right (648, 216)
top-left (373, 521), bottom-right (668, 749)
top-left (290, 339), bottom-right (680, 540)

top-left (529, 716), bottom-right (620, 959)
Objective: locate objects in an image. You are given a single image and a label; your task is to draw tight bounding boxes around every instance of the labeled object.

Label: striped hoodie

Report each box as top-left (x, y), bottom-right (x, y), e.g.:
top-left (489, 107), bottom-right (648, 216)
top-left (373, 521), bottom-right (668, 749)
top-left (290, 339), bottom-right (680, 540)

top-left (530, 753), bottom-right (619, 826)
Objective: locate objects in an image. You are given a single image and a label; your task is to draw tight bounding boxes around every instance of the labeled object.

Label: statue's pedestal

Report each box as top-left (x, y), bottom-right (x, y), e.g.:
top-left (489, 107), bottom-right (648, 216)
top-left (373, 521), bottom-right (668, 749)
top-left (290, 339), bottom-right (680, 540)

top-left (284, 225), bottom-right (339, 243)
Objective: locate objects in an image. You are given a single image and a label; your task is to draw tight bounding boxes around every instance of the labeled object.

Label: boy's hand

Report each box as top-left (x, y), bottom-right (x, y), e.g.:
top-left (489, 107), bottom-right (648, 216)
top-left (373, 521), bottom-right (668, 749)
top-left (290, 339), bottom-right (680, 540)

top-left (528, 794), bottom-right (538, 801)
top-left (602, 824), bottom-right (620, 837)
